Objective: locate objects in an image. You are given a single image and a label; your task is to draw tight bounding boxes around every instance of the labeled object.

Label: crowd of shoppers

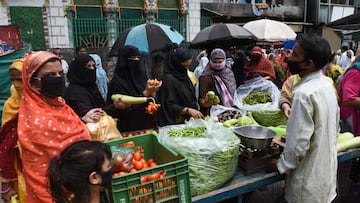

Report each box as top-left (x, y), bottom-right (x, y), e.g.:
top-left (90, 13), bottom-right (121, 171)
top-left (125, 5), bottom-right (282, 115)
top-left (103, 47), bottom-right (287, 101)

top-left (0, 32), bottom-right (360, 203)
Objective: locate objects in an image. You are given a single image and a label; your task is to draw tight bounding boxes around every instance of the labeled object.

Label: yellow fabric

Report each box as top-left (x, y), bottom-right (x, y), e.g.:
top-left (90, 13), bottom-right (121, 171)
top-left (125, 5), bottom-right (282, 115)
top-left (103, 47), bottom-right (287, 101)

top-left (326, 64), bottom-right (344, 86)
top-left (1, 59), bottom-right (24, 126)
top-left (292, 74), bottom-right (301, 85)
top-left (9, 59), bottom-right (24, 72)
top-left (187, 70), bottom-right (197, 86)
top-left (1, 85), bottom-right (21, 126)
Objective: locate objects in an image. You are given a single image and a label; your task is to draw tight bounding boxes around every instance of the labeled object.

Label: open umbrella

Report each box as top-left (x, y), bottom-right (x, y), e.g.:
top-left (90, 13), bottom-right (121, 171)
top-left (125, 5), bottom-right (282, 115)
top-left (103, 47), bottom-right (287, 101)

top-left (243, 19), bottom-right (297, 42)
top-left (190, 23), bottom-right (256, 49)
top-left (109, 23), bottom-right (184, 56)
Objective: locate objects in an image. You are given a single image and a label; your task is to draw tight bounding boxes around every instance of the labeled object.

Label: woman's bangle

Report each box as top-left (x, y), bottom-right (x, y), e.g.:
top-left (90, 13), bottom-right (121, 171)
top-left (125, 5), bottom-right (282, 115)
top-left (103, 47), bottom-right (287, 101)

top-left (0, 185), bottom-right (12, 194)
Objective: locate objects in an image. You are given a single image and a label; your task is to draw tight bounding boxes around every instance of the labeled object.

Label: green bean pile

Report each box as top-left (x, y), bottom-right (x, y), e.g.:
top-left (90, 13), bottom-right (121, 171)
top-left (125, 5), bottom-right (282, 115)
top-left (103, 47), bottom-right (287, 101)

top-left (168, 127), bottom-right (206, 138)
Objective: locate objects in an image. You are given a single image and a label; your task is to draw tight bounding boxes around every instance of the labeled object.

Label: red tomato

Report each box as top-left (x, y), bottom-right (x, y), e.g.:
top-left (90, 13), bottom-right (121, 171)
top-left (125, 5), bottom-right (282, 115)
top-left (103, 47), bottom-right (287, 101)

top-left (129, 168), bottom-right (137, 173)
top-left (133, 160), bottom-right (144, 170)
top-left (147, 173), bottom-right (160, 181)
top-left (133, 151), bottom-right (142, 161)
top-left (159, 171), bottom-right (166, 178)
top-left (118, 172), bottom-right (127, 176)
top-left (149, 162), bottom-right (158, 168)
top-left (140, 176), bottom-right (147, 183)
top-left (147, 158), bottom-right (155, 165)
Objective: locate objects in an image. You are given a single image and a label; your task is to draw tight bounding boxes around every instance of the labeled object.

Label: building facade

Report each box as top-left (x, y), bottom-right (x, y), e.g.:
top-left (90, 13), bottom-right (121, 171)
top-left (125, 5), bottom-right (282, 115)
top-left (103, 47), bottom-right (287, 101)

top-left (1, 0), bottom-right (360, 50)
top-left (0, 0), bottom-right (193, 49)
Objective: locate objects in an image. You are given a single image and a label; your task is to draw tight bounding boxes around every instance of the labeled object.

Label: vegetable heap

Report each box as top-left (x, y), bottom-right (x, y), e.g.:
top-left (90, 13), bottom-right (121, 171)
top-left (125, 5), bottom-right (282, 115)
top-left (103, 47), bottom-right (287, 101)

top-left (161, 124), bottom-right (240, 196)
top-left (251, 109), bottom-right (288, 127)
top-left (217, 110), bottom-right (242, 123)
top-left (337, 132), bottom-right (360, 152)
top-left (168, 127), bottom-right (206, 138)
top-left (242, 91), bottom-right (272, 105)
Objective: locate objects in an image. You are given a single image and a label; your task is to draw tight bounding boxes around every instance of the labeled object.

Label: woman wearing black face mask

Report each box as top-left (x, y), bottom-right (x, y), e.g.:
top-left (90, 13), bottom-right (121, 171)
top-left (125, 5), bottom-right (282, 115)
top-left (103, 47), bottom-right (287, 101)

top-left (5, 51), bottom-right (93, 203)
top-left (158, 46), bottom-right (204, 126)
top-left (65, 54), bottom-right (127, 124)
top-left (48, 140), bottom-right (112, 203)
top-left (107, 45), bottom-right (161, 131)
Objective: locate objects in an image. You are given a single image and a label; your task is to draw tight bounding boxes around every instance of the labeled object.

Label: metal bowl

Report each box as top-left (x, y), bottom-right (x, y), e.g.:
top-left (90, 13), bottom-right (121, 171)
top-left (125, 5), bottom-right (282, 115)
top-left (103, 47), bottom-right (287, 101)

top-left (232, 126), bottom-right (276, 150)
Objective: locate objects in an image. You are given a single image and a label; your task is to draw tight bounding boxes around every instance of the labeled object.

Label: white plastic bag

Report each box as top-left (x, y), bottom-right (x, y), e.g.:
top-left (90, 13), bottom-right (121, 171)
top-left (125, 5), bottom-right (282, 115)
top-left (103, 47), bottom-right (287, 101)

top-left (158, 119), bottom-right (240, 196)
top-left (233, 77), bottom-right (280, 111)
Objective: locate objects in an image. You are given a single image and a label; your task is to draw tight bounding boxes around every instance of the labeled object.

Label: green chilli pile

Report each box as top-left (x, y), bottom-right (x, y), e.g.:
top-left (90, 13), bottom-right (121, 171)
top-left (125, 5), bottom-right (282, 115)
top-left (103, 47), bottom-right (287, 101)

top-left (242, 91), bottom-right (272, 105)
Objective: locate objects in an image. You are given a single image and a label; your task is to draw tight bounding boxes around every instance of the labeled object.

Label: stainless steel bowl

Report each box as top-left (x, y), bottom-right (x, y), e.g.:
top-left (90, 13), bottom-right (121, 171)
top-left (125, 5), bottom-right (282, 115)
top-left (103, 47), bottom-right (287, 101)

top-left (232, 126), bottom-right (276, 150)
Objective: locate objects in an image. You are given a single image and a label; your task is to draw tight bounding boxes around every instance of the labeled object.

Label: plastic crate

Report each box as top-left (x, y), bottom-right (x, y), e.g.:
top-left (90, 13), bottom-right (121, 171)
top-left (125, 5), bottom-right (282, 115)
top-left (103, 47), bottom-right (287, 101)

top-left (106, 133), bottom-right (191, 203)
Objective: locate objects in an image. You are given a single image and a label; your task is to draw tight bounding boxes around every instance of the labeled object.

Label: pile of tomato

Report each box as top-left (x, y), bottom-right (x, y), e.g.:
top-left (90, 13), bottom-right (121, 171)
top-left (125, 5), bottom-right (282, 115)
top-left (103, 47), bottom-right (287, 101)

top-left (111, 141), bottom-right (179, 202)
top-left (121, 129), bottom-right (154, 138)
top-left (112, 144), bottom-right (160, 177)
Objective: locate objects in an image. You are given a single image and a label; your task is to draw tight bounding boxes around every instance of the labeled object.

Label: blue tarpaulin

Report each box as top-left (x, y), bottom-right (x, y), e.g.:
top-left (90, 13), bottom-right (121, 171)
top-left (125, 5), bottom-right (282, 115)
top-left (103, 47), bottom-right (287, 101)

top-left (0, 44), bottom-right (32, 126)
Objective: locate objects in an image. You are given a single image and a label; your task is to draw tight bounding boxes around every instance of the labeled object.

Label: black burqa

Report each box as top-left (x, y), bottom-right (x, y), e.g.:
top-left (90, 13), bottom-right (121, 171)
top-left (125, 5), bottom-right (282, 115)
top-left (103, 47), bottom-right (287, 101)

top-left (65, 54), bottom-right (109, 117)
top-left (232, 49), bottom-right (246, 87)
top-left (107, 45), bottom-right (154, 131)
top-left (158, 47), bottom-right (198, 127)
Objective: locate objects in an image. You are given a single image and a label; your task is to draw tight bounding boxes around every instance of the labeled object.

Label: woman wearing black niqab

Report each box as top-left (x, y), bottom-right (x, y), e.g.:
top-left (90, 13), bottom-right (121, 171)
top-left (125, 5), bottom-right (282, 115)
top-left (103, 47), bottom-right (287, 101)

top-left (65, 54), bottom-right (124, 121)
top-left (107, 45), bottom-right (159, 131)
top-left (158, 47), bottom-right (204, 127)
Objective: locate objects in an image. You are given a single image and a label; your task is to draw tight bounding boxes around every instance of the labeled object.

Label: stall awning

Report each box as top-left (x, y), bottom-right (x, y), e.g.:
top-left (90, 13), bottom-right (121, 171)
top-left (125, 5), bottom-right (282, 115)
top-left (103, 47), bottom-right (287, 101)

top-left (327, 12), bottom-right (360, 31)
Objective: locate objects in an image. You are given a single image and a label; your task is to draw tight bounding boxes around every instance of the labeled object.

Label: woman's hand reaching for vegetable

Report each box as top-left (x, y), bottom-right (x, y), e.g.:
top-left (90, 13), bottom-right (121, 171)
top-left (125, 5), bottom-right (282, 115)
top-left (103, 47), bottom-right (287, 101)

top-left (143, 79), bottom-right (162, 97)
top-left (113, 97), bottom-right (130, 110)
top-left (187, 108), bottom-right (204, 119)
top-left (281, 102), bottom-right (291, 118)
top-left (200, 97), bottom-right (215, 108)
top-left (82, 108), bottom-right (104, 123)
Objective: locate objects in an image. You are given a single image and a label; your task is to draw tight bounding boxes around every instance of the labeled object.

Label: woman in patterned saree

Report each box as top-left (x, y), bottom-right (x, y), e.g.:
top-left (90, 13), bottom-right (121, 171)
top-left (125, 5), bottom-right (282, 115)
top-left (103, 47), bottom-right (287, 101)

top-left (0, 51), bottom-right (91, 203)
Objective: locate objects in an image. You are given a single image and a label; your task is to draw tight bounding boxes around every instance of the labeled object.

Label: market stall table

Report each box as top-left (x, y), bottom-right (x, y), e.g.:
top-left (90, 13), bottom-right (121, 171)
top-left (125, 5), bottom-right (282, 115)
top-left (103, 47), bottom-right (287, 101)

top-left (192, 148), bottom-right (360, 203)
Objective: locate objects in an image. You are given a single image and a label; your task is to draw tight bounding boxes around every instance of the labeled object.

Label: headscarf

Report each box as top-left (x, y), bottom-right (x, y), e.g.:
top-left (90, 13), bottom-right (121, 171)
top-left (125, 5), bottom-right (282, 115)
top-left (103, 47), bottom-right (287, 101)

top-left (18, 51), bottom-right (90, 203)
top-left (164, 46), bottom-right (192, 81)
top-left (209, 48), bottom-right (227, 70)
top-left (194, 56), bottom-right (209, 79)
top-left (67, 54), bottom-right (96, 86)
top-left (89, 53), bottom-right (108, 100)
top-left (1, 59), bottom-right (24, 125)
top-left (66, 54), bottom-right (105, 112)
top-left (244, 48), bottom-right (275, 80)
top-left (201, 48), bottom-right (236, 107)
top-left (108, 45), bottom-right (147, 99)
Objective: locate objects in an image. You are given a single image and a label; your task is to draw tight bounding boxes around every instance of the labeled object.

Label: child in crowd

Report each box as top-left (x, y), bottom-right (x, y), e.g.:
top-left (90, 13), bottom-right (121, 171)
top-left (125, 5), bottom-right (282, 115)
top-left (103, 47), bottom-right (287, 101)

top-left (47, 140), bottom-right (112, 203)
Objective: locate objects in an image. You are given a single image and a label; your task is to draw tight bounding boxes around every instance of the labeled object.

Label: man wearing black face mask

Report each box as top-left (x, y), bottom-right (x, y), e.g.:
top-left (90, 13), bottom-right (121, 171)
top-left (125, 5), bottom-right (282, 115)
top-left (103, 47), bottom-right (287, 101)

top-left (274, 34), bottom-right (339, 203)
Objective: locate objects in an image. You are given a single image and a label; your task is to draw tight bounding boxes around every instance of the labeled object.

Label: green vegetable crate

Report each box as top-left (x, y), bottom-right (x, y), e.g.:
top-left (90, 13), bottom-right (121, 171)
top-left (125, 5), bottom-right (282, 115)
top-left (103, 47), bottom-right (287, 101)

top-left (106, 133), bottom-right (191, 203)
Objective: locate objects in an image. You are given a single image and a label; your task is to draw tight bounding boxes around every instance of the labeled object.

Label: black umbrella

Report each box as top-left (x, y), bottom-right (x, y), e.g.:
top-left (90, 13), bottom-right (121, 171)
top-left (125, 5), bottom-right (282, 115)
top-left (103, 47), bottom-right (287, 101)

top-left (109, 23), bottom-right (184, 56)
top-left (190, 23), bottom-right (256, 49)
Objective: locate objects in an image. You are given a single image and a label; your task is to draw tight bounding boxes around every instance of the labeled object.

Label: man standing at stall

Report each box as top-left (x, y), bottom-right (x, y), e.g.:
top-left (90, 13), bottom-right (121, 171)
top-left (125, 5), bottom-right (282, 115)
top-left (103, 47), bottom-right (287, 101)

top-left (276, 34), bottom-right (339, 203)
